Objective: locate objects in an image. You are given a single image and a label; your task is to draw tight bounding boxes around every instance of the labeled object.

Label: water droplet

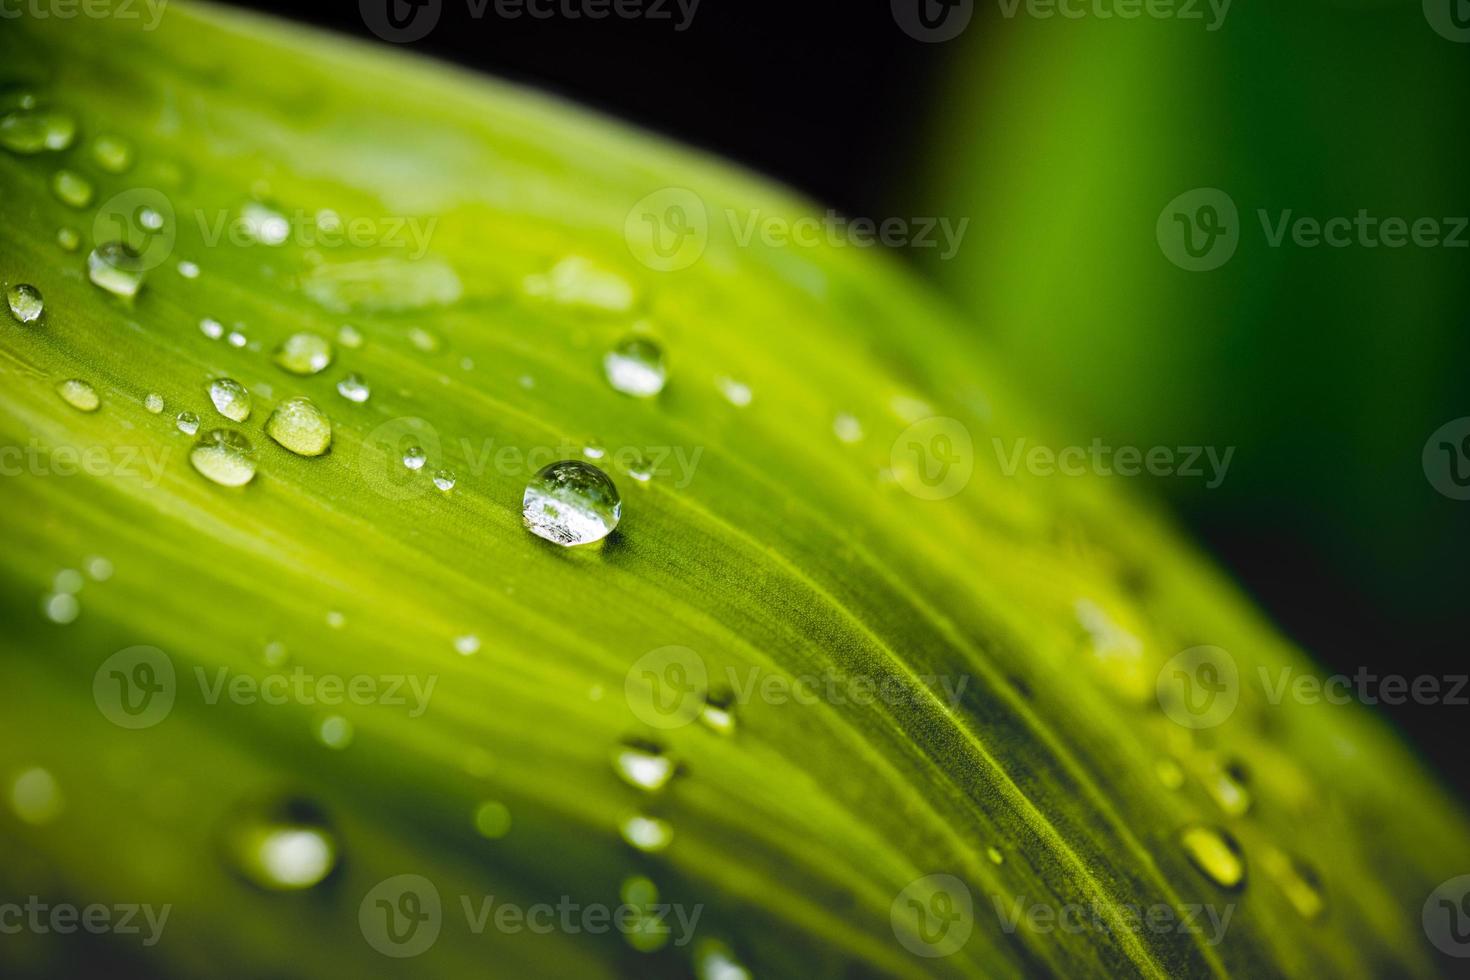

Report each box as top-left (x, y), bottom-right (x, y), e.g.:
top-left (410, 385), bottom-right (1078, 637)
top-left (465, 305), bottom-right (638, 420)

top-left (408, 326), bottom-right (440, 352)
top-left (694, 939), bottom-right (751, 980)
top-left (0, 107), bottom-right (76, 154)
top-left (1261, 848), bottom-right (1325, 921)
top-left (6, 283), bottom-right (43, 323)
top-left (137, 206), bottom-right (164, 231)
top-left (262, 640), bottom-right (289, 667)
top-left (431, 469), bottom-right (456, 492)
top-left (473, 801), bottom-right (512, 839)
top-left (453, 634), bottom-right (480, 656)
top-left (53, 569), bottom-right (83, 594)
top-left (1155, 757), bottom-right (1185, 790)
top-left (1179, 825), bottom-right (1246, 890)
top-left (621, 875), bottom-right (659, 906)
top-left (189, 429), bottom-right (256, 487)
top-left (326, 610), bottom-right (346, 630)
top-left (273, 332), bottom-right (333, 375)
top-left (177, 260), bottom-right (200, 279)
top-left (240, 201), bottom-right (290, 246)
top-left (523, 256), bottom-right (636, 312)
top-left (50, 169), bottom-right (94, 209)
top-left (9, 767), bottom-right (64, 825)
top-left (84, 555), bottom-right (112, 581)
top-left (91, 134), bottom-right (134, 173)
top-left (223, 798), bottom-right (339, 891)
top-left (612, 738), bottom-right (675, 793)
top-left (582, 442), bottom-right (606, 460)
top-left (198, 317), bottom-right (224, 340)
top-left (143, 392), bottom-right (165, 414)
top-left (87, 241), bottom-right (145, 298)
top-left (717, 376), bottom-right (753, 407)
top-left (265, 396), bottom-right (332, 457)
top-left (337, 323), bottom-right (363, 348)
top-left (336, 372), bottom-right (371, 403)
top-left (56, 227), bottom-right (80, 252)
top-left (175, 411), bottom-right (200, 435)
top-left (834, 413), bottom-right (864, 444)
top-left (699, 688), bottom-right (737, 735)
top-left (42, 592), bottom-right (79, 624)
top-left (226, 330), bottom-right (248, 349)
top-left (603, 336), bottom-right (667, 397)
top-left (56, 378), bottom-right (99, 412)
top-left (314, 714), bottom-right (354, 750)
top-left (208, 378), bottom-right (252, 422)
top-left (620, 813), bottom-right (673, 852)
top-left (624, 454), bottom-right (654, 484)
top-left (401, 446), bottom-right (427, 471)
top-left (522, 460), bottom-right (622, 547)
top-left (986, 846), bottom-right (1005, 865)
top-left (1203, 759), bottom-right (1252, 817)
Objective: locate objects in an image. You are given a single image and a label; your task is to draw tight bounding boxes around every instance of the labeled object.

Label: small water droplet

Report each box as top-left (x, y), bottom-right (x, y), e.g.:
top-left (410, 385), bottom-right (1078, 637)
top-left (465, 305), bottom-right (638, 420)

top-left (87, 241), bottom-right (145, 298)
top-left (432, 469), bottom-right (456, 492)
top-left (144, 392), bottom-right (165, 414)
top-left (265, 396), bottom-right (332, 457)
top-left (50, 168), bottom-right (94, 209)
top-left (222, 798), bottom-right (339, 891)
top-left (262, 640), bottom-right (289, 667)
top-left (694, 939), bottom-right (751, 980)
top-left (337, 323), bottom-right (363, 348)
top-left (198, 317), bottom-right (224, 340)
top-left (314, 714), bottom-right (354, 750)
top-left (53, 569), bottom-right (83, 593)
top-left (0, 107), bottom-right (76, 154)
top-left (273, 332), bottom-right (333, 375)
top-left (1261, 848), bottom-right (1325, 921)
top-left (582, 442), bottom-right (606, 460)
top-left (987, 846), bottom-right (1005, 865)
top-left (42, 592), bottom-right (79, 624)
top-left (408, 326), bottom-right (440, 353)
top-left (1179, 824), bottom-right (1246, 890)
top-left (453, 634), bottom-right (480, 656)
top-left (1203, 759), bottom-right (1252, 817)
top-left (6, 283), bottom-right (43, 323)
top-left (326, 610), bottom-right (346, 630)
top-left (84, 555), bottom-right (112, 581)
top-left (189, 429), bottom-right (256, 487)
top-left (175, 411), bottom-right (200, 435)
top-left (717, 376), bottom-right (753, 407)
top-left (604, 336), bottom-right (667, 397)
top-left (56, 378), bottom-right (99, 412)
top-left (625, 454), bottom-right (654, 484)
top-left (523, 460), bottom-right (621, 547)
top-left (473, 801), bottom-right (512, 839)
top-left (240, 201), bottom-right (290, 246)
top-left (208, 378), bottom-right (252, 422)
top-left (9, 767), bottom-right (64, 825)
top-left (56, 227), bottom-right (80, 252)
top-left (699, 688), bottom-right (737, 735)
top-left (620, 813), bottom-right (673, 852)
top-left (612, 738), bottom-right (675, 793)
top-left (226, 330), bottom-right (248, 349)
top-left (401, 446), bottom-right (427, 471)
top-left (1155, 757), bottom-right (1185, 790)
top-left (336, 372), bottom-right (371, 403)
top-left (177, 259), bottom-right (200, 279)
top-left (91, 134), bottom-right (134, 173)
top-left (834, 413), bottom-right (864, 444)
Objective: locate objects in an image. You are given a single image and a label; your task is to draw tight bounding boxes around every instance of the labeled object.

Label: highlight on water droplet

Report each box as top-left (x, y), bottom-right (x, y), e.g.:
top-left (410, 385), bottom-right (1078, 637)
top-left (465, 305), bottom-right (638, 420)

top-left (56, 378), bottom-right (99, 412)
top-left (453, 634), bottom-right (480, 656)
top-left (50, 168), bottom-right (94, 208)
top-left (314, 714), bottom-right (354, 750)
top-left (266, 396), bottom-right (332, 457)
top-left (522, 460), bottom-right (621, 547)
top-left (473, 801), bottom-right (512, 840)
top-left (91, 134), bottom-right (134, 173)
top-left (6, 283), bottom-right (43, 323)
top-left (222, 798), bottom-right (339, 891)
top-left (620, 813), bottom-right (673, 853)
top-left (189, 429), bottom-right (257, 487)
top-left (716, 375), bottom-right (753, 407)
top-left (603, 336), bottom-right (667, 397)
top-left (0, 106), bottom-right (76, 154)
top-left (176, 411), bottom-right (200, 435)
top-left (9, 767), bottom-right (64, 825)
top-left (208, 378), bottom-right (252, 422)
top-left (1179, 824), bottom-right (1246, 890)
top-left (336, 372), bottom-right (371, 403)
top-left (699, 688), bottom-right (737, 735)
top-left (612, 738), bottom-right (676, 793)
top-left (87, 241), bottom-right (145, 298)
top-left (273, 332), bottom-right (333, 375)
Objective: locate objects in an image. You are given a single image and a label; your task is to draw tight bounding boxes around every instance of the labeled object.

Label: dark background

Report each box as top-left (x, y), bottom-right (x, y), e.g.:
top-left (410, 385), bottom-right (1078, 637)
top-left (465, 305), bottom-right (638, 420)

top-left (231, 0), bottom-right (1468, 798)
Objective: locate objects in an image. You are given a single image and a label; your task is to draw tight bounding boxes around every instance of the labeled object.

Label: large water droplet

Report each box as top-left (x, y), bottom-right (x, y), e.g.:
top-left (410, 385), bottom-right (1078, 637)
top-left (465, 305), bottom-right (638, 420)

top-left (603, 336), bottom-right (667, 397)
top-left (51, 168), bottom-right (94, 209)
top-left (266, 396), bottom-right (332, 457)
top-left (223, 798), bottom-right (339, 891)
top-left (92, 134), bottom-right (134, 173)
top-left (87, 241), bottom-right (145, 298)
top-left (6, 283), bottom-right (43, 323)
top-left (208, 378), bottom-right (252, 422)
top-left (522, 460), bottom-right (621, 547)
top-left (190, 429), bottom-right (257, 487)
top-left (56, 378), bottom-right (99, 412)
top-left (273, 332), bottom-right (333, 375)
top-left (0, 107), bottom-right (76, 154)
top-left (8, 767), bottom-right (64, 825)
top-left (1179, 825), bottom-right (1246, 890)
top-left (612, 738), bottom-right (675, 793)
top-left (620, 813), bottom-right (673, 853)
top-left (336, 372), bottom-right (370, 403)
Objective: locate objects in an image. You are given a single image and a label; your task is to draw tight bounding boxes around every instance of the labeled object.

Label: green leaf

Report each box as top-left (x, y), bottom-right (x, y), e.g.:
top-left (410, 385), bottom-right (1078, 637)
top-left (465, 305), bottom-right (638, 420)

top-left (1, 4), bottom-right (1465, 978)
